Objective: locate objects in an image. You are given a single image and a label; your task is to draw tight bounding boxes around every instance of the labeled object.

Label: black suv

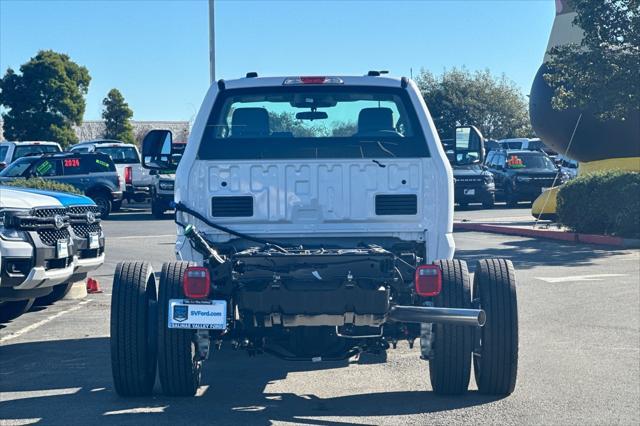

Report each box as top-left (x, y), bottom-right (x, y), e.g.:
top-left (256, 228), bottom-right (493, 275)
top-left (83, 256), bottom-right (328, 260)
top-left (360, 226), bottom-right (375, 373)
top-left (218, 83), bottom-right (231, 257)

top-left (0, 153), bottom-right (123, 218)
top-left (484, 149), bottom-right (569, 206)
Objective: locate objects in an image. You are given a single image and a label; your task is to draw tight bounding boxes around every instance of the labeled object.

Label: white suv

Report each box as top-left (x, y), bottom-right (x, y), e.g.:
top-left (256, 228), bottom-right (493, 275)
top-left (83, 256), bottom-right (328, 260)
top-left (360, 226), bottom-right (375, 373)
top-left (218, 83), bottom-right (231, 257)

top-left (111, 74), bottom-right (519, 399)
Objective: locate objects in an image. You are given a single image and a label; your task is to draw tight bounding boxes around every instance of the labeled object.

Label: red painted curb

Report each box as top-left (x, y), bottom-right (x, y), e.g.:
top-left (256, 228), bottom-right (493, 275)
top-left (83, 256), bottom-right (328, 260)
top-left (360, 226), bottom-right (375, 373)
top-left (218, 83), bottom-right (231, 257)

top-left (453, 222), bottom-right (634, 247)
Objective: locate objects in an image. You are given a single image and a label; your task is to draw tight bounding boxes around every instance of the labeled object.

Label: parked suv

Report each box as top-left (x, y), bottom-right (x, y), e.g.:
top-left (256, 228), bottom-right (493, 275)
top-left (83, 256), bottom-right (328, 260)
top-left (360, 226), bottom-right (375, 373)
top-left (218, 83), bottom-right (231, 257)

top-left (111, 74), bottom-right (519, 399)
top-left (0, 152), bottom-right (122, 218)
top-left (69, 140), bottom-right (152, 206)
top-left (0, 186), bottom-right (105, 321)
top-left (443, 128), bottom-right (495, 208)
top-left (0, 141), bottom-right (62, 170)
top-left (484, 149), bottom-right (569, 206)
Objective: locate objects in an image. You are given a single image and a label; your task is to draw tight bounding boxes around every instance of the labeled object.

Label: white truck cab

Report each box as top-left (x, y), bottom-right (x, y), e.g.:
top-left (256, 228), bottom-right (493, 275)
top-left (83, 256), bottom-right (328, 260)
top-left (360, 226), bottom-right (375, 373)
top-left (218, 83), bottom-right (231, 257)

top-left (111, 74), bottom-right (518, 399)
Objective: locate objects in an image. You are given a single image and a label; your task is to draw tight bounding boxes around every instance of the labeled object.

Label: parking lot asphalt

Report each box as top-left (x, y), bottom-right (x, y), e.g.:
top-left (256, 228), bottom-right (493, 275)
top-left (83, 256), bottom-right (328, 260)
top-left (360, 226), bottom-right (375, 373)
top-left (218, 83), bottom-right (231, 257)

top-left (1, 208), bottom-right (639, 426)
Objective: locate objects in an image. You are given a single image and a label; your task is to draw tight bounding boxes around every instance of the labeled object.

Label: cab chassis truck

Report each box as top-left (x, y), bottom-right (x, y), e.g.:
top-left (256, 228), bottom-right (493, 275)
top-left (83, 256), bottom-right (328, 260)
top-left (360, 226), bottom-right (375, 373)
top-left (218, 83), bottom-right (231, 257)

top-left (110, 74), bottom-right (518, 397)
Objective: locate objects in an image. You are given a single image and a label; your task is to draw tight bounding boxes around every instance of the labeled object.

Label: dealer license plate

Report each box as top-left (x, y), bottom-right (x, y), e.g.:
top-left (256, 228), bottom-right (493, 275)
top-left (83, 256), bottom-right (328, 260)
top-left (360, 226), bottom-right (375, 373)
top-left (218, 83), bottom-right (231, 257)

top-left (463, 189), bottom-right (475, 196)
top-left (57, 239), bottom-right (69, 259)
top-left (88, 232), bottom-right (100, 249)
top-left (168, 299), bottom-right (227, 330)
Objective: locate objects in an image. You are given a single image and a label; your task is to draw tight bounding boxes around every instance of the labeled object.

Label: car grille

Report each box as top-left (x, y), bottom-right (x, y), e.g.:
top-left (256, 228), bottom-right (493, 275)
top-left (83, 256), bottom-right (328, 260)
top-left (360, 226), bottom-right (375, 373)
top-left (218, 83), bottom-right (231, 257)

top-left (72, 223), bottom-right (102, 238)
top-left (67, 205), bottom-right (102, 237)
top-left (38, 228), bottom-right (71, 246)
top-left (14, 207), bottom-right (70, 230)
top-left (211, 196), bottom-right (254, 217)
top-left (375, 194), bottom-right (418, 215)
top-left (31, 207), bottom-right (67, 218)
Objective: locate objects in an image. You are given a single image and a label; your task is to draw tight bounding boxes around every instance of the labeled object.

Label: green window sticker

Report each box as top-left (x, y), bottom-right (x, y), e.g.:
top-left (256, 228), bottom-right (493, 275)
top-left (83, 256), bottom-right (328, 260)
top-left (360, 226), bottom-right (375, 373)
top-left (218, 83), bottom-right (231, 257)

top-left (96, 159), bottom-right (110, 168)
top-left (36, 161), bottom-right (53, 175)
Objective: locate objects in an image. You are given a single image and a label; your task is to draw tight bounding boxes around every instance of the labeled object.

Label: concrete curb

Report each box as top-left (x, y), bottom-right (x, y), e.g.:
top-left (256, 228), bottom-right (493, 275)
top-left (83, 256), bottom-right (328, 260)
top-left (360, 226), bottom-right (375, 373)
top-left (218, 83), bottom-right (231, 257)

top-left (454, 222), bottom-right (640, 248)
top-left (64, 279), bottom-right (88, 300)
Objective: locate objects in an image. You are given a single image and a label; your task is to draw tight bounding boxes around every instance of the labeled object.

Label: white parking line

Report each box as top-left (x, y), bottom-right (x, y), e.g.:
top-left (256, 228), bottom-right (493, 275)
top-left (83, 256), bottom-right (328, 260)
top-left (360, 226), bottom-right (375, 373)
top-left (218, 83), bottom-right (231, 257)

top-left (535, 274), bottom-right (627, 283)
top-left (0, 299), bottom-right (92, 344)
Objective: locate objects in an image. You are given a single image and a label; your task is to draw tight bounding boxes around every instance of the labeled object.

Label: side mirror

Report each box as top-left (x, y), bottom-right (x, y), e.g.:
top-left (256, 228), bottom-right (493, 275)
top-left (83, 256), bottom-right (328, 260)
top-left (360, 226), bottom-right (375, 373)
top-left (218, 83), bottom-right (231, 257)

top-left (142, 130), bottom-right (176, 171)
top-left (454, 126), bottom-right (485, 164)
top-left (0, 162), bottom-right (6, 171)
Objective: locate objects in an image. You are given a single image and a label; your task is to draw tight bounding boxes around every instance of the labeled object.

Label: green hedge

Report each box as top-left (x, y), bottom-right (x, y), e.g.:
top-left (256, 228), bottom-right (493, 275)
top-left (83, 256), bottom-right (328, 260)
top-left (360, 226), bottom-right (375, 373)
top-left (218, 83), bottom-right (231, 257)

top-left (557, 170), bottom-right (640, 238)
top-left (3, 178), bottom-right (82, 195)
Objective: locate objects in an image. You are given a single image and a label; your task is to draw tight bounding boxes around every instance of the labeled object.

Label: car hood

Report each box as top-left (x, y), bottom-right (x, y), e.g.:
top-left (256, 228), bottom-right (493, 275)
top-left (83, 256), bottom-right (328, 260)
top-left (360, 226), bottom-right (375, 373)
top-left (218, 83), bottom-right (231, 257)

top-left (0, 185), bottom-right (95, 209)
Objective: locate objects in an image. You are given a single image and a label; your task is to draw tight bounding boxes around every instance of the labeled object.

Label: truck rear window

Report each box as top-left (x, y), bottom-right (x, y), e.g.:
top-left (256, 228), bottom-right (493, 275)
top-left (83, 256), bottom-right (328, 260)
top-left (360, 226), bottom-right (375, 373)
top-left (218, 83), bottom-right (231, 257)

top-left (198, 86), bottom-right (429, 160)
top-left (13, 144), bottom-right (60, 161)
top-left (95, 146), bottom-right (140, 164)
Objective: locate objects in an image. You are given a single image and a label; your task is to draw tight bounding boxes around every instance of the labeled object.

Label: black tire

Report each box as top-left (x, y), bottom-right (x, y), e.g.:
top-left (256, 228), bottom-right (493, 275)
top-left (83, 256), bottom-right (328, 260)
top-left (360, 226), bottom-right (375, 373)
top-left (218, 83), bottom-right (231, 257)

top-left (505, 186), bottom-right (518, 208)
top-left (151, 200), bottom-right (165, 219)
top-left (34, 282), bottom-right (73, 306)
top-left (473, 258), bottom-right (518, 396)
top-left (90, 192), bottom-right (112, 219)
top-left (158, 261), bottom-right (201, 396)
top-left (0, 299), bottom-right (34, 323)
top-left (482, 196), bottom-right (495, 209)
top-left (428, 259), bottom-right (473, 395)
top-left (110, 261), bottom-right (158, 397)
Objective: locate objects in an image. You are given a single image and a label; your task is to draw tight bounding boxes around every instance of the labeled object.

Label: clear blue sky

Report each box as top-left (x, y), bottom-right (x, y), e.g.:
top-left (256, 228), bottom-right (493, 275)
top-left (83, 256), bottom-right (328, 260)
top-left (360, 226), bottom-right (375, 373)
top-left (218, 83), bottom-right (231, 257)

top-left (0, 0), bottom-right (555, 121)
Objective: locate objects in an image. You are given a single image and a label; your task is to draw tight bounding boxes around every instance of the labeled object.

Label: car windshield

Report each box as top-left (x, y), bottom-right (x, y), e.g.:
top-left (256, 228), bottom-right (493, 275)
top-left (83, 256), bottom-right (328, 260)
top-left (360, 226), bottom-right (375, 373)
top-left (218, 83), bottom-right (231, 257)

top-left (198, 86), bottom-right (429, 159)
top-left (506, 153), bottom-right (556, 170)
top-left (95, 146), bottom-right (140, 164)
top-left (13, 144), bottom-right (59, 161)
top-left (0, 157), bottom-right (37, 177)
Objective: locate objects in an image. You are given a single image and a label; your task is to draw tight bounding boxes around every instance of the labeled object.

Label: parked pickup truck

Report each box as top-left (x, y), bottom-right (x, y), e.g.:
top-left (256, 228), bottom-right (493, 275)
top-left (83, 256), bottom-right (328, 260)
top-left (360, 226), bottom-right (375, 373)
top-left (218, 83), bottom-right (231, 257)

top-left (69, 140), bottom-right (153, 206)
top-left (0, 186), bottom-right (105, 322)
top-left (111, 73), bottom-right (519, 399)
top-left (0, 152), bottom-right (123, 218)
top-left (0, 141), bottom-right (62, 171)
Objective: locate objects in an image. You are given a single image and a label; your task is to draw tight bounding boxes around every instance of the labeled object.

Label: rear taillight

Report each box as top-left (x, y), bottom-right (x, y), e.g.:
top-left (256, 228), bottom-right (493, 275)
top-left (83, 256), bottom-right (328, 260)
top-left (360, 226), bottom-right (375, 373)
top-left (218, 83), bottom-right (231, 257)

top-left (124, 166), bottom-right (132, 185)
top-left (414, 265), bottom-right (442, 297)
top-left (183, 266), bottom-right (211, 299)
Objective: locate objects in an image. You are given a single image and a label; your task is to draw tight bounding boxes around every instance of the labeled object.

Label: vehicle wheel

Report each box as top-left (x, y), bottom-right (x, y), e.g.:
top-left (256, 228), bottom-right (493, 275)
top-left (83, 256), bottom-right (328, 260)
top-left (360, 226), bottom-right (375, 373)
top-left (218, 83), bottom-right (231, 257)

top-left (505, 187), bottom-right (518, 208)
top-left (482, 196), bottom-right (495, 209)
top-left (91, 193), bottom-right (112, 219)
top-left (473, 258), bottom-right (518, 396)
top-left (0, 299), bottom-right (34, 323)
top-left (112, 200), bottom-right (122, 212)
top-left (151, 201), bottom-right (165, 219)
top-left (34, 282), bottom-right (73, 305)
top-left (158, 261), bottom-right (201, 396)
top-left (110, 261), bottom-right (158, 396)
top-left (427, 259), bottom-right (473, 395)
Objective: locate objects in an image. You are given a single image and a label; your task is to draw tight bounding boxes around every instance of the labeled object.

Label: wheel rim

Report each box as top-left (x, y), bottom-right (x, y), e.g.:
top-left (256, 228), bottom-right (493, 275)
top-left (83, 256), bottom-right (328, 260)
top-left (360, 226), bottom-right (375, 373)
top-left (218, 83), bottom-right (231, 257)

top-left (95, 198), bottom-right (108, 216)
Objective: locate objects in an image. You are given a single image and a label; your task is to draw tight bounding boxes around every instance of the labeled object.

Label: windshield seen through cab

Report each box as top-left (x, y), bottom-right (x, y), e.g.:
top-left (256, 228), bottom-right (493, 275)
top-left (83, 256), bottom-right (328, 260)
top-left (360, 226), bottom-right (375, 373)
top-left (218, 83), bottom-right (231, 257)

top-left (198, 86), bottom-right (429, 160)
top-left (95, 146), bottom-right (140, 164)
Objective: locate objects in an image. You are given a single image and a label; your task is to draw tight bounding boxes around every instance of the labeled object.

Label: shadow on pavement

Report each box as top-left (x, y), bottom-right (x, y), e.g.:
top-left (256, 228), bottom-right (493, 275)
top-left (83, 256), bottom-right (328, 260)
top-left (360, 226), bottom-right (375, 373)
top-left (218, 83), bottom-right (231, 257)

top-left (456, 233), bottom-right (630, 270)
top-left (0, 337), bottom-right (500, 425)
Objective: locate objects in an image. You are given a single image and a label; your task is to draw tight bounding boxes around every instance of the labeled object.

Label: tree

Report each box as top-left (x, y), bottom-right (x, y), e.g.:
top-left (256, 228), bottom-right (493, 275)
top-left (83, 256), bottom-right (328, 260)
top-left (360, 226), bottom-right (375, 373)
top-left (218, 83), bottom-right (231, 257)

top-left (545, 0), bottom-right (639, 121)
top-left (0, 50), bottom-right (90, 147)
top-left (415, 68), bottom-right (533, 140)
top-left (102, 88), bottom-right (135, 144)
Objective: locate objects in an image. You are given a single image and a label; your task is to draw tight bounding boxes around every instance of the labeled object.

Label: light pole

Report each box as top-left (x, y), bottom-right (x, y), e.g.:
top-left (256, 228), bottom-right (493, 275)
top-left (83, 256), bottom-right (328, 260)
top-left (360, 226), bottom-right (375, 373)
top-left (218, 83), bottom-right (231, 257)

top-left (208, 0), bottom-right (215, 84)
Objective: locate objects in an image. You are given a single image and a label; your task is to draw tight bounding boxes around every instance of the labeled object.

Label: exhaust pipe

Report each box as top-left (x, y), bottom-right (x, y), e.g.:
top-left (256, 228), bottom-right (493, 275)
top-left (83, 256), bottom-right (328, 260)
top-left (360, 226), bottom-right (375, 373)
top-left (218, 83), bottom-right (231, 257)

top-left (388, 305), bottom-right (486, 327)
